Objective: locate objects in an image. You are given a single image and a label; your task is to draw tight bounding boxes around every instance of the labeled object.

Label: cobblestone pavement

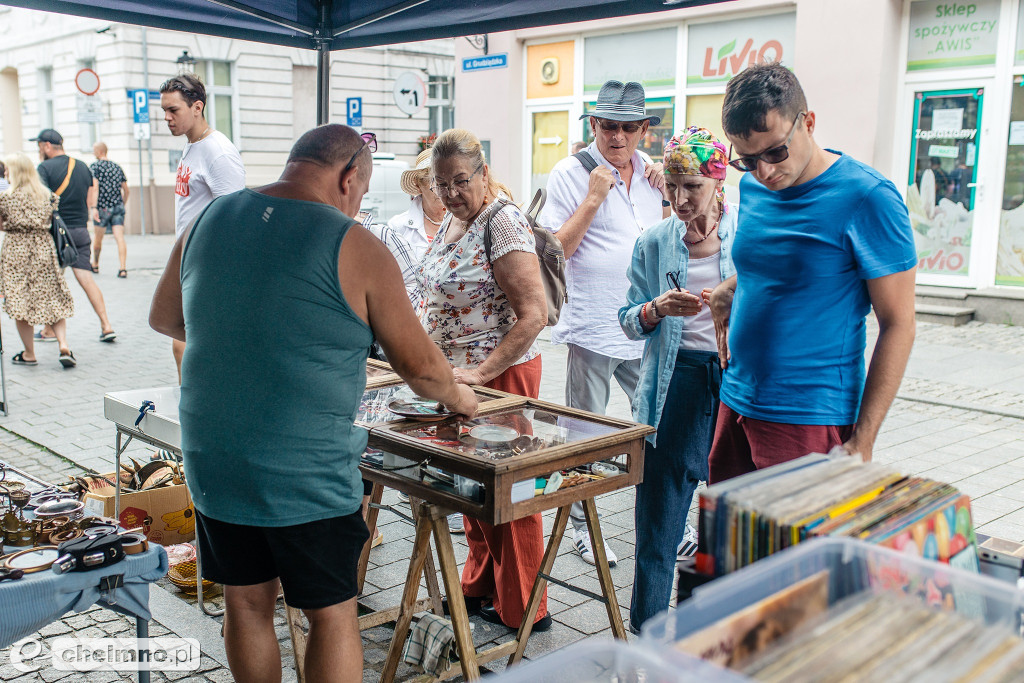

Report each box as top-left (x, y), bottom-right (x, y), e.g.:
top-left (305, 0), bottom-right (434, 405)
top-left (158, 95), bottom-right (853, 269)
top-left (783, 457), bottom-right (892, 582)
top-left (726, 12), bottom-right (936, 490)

top-left (6, 235), bottom-right (1024, 680)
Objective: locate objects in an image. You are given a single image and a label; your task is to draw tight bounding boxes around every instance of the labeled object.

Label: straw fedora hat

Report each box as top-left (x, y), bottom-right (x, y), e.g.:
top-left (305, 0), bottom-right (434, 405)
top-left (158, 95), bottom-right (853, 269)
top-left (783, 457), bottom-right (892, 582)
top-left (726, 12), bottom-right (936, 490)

top-left (400, 149), bottom-right (432, 197)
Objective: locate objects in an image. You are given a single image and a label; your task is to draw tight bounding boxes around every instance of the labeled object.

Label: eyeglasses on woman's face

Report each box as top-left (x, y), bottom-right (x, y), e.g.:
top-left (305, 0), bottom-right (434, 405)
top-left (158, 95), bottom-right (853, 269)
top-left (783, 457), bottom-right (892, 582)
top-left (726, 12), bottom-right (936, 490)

top-left (431, 163), bottom-right (484, 197)
top-left (727, 112), bottom-right (806, 172)
top-left (342, 132), bottom-right (377, 174)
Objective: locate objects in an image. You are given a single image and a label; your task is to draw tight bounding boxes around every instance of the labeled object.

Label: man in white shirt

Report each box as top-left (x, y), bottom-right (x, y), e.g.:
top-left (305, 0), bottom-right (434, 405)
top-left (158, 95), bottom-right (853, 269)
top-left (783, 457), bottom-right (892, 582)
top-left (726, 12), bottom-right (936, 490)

top-left (160, 72), bottom-right (245, 380)
top-left (541, 80), bottom-right (666, 566)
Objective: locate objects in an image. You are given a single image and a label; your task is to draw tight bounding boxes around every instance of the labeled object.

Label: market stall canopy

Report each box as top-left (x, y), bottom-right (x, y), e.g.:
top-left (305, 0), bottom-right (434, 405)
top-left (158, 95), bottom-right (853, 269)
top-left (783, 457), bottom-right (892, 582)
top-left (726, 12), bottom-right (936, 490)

top-left (3, 0), bottom-right (729, 50)
top-left (7, 0), bottom-right (732, 121)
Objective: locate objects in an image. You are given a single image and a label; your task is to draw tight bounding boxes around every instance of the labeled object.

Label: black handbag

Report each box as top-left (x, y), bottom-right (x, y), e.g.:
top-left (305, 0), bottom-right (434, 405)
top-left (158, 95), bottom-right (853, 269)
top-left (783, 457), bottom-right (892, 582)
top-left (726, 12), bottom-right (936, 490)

top-left (49, 157), bottom-right (79, 269)
top-left (50, 211), bottom-right (79, 269)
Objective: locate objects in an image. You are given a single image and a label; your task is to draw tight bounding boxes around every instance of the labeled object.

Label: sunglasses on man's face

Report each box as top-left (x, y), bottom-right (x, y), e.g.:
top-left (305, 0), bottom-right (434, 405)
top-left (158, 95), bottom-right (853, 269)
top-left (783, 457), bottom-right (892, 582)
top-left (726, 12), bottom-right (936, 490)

top-left (342, 132), bottom-right (378, 174)
top-left (596, 119), bottom-right (644, 134)
top-left (727, 112), bottom-right (806, 172)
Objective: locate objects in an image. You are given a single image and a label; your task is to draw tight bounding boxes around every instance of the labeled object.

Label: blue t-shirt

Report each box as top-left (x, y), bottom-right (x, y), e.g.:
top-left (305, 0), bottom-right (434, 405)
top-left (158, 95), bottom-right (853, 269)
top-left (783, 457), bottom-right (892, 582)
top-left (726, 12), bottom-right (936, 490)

top-left (721, 152), bottom-right (916, 425)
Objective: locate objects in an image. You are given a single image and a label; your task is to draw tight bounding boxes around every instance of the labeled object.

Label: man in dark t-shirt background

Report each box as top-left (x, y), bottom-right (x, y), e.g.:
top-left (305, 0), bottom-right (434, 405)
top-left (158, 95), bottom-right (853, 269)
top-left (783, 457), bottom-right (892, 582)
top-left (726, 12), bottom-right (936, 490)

top-left (33, 129), bottom-right (116, 344)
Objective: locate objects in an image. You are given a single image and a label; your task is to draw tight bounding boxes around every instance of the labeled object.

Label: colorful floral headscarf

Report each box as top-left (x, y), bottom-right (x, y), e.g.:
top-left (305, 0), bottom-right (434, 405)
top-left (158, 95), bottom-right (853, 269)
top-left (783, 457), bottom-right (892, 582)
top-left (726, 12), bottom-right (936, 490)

top-left (663, 126), bottom-right (729, 180)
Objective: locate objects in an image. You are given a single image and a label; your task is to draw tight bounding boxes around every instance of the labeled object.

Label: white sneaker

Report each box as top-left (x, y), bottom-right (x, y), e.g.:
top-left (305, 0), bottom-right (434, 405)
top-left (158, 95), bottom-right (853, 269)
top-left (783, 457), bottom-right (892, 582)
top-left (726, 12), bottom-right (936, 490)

top-left (573, 528), bottom-right (618, 567)
top-left (677, 523), bottom-right (699, 558)
top-left (397, 491), bottom-right (410, 503)
top-left (447, 513), bottom-right (465, 534)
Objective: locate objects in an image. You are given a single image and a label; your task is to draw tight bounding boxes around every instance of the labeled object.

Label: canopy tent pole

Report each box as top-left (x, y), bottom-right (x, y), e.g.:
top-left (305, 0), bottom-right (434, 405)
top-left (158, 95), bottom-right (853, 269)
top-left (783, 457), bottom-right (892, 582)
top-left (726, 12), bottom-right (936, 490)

top-left (315, 0), bottom-right (331, 125)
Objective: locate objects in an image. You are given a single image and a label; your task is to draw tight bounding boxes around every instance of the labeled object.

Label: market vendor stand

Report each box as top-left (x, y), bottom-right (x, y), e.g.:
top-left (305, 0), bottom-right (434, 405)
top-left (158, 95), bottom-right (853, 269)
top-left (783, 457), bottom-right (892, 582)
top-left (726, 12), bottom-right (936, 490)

top-left (358, 393), bottom-right (652, 681)
top-left (0, 461), bottom-right (169, 683)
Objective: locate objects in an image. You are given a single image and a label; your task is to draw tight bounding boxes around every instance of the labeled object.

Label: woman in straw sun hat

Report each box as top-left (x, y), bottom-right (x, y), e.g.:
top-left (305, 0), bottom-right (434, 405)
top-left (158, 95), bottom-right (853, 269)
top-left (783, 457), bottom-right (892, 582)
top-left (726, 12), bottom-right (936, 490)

top-left (388, 148), bottom-right (449, 260)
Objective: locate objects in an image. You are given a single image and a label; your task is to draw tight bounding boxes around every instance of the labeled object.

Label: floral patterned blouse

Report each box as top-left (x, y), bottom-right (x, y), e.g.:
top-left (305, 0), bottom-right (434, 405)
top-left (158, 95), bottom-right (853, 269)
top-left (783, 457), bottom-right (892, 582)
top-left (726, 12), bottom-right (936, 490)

top-left (416, 198), bottom-right (540, 369)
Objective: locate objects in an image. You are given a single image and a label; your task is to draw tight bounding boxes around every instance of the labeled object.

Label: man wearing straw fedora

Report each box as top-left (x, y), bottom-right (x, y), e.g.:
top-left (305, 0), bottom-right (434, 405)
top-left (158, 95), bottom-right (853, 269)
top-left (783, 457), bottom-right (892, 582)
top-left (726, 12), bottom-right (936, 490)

top-left (540, 80), bottom-right (667, 567)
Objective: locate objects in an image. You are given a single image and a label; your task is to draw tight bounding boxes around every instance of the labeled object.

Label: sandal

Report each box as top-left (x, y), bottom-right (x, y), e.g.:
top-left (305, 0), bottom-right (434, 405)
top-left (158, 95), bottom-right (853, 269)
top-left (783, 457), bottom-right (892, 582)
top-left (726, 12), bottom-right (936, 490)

top-left (91, 265), bottom-right (99, 273)
top-left (117, 270), bottom-right (127, 279)
top-left (99, 331), bottom-right (117, 343)
top-left (11, 352), bottom-right (37, 366)
top-left (59, 350), bottom-right (76, 368)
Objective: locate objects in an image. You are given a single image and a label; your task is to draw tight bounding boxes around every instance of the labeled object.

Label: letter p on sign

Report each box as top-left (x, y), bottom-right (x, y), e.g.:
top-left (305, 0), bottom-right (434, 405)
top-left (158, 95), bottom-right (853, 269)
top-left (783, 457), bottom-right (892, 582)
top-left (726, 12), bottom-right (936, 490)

top-left (347, 97), bottom-right (362, 128)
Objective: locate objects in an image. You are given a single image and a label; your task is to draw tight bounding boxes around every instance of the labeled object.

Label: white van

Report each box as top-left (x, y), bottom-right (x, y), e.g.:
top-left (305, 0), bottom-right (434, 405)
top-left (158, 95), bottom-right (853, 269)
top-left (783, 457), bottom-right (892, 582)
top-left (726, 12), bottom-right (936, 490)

top-left (361, 153), bottom-right (411, 223)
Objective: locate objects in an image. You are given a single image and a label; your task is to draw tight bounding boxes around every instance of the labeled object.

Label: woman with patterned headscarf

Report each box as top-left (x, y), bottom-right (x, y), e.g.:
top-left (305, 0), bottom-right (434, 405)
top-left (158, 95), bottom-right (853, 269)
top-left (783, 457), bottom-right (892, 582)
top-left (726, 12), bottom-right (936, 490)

top-left (617, 126), bottom-right (737, 631)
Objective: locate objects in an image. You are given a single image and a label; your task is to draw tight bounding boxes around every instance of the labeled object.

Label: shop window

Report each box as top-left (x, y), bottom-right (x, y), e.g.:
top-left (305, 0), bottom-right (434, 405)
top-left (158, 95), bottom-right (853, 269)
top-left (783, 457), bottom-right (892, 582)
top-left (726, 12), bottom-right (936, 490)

top-left (583, 28), bottom-right (675, 95)
top-left (907, 89), bottom-right (983, 278)
top-left (195, 60), bottom-right (236, 144)
top-left (996, 76), bottom-right (1024, 285)
top-left (581, 97), bottom-right (674, 163)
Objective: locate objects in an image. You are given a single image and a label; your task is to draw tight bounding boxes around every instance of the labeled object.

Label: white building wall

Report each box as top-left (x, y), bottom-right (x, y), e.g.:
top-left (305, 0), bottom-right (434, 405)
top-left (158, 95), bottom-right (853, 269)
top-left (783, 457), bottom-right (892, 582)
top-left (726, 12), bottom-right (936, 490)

top-left (0, 6), bottom-right (454, 234)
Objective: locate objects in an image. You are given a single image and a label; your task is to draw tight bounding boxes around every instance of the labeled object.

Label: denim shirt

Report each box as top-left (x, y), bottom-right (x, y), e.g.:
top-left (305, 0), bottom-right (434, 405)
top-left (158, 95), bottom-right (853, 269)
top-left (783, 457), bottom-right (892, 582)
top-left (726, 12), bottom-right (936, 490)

top-left (618, 204), bottom-right (737, 445)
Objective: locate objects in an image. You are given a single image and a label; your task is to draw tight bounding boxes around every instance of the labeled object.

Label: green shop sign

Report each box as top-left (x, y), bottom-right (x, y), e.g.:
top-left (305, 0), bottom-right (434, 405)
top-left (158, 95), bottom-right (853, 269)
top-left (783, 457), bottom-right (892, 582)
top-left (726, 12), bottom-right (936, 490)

top-left (907, 0), bottom-right (1000, 71)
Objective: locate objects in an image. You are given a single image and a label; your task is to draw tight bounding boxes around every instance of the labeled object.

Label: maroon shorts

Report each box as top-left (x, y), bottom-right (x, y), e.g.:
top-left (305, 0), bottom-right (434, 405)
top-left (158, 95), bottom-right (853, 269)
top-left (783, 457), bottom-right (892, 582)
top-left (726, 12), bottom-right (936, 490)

top-left (707, 403), bottom-right (854, 484)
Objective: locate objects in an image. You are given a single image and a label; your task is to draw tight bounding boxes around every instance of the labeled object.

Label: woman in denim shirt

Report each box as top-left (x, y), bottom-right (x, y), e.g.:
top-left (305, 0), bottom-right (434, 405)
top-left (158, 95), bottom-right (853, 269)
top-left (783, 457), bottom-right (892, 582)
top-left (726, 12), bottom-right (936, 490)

top-left (618, 127), bottom-right (736, 631)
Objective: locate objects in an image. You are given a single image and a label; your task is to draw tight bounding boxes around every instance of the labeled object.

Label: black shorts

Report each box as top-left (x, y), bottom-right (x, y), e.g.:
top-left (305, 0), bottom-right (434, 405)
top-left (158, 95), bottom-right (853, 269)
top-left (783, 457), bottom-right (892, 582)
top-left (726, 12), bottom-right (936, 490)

top-left (195, 508), bottom-right (369, 609)
top-left (67, 226), bottom-right (92, 271)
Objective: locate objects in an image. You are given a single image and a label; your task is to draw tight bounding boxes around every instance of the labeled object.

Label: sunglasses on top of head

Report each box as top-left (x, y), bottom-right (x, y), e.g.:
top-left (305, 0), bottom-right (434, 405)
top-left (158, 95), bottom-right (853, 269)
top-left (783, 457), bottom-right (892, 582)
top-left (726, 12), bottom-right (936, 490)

top-left (596, 119), bottom-right (645, 134)
top-left (727, 112), bottom-right (806, 173)
top-left (342, 132), bottom-right (378, 173)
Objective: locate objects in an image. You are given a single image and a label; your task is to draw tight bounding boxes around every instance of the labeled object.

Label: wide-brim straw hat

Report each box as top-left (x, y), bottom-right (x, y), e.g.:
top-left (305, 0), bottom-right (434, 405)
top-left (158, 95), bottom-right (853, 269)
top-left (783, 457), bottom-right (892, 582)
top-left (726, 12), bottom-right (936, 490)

top-left (400, 149), bottom-right (432, 196)
top-left (581, 80), bottom-right (662, 126)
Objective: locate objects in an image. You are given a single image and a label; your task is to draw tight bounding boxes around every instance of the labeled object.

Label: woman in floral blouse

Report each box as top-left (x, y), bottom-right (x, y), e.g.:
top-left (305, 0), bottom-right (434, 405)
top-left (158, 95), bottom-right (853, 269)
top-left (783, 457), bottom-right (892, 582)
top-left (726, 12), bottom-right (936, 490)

top-left (416, 128), bottom-right (550, 631)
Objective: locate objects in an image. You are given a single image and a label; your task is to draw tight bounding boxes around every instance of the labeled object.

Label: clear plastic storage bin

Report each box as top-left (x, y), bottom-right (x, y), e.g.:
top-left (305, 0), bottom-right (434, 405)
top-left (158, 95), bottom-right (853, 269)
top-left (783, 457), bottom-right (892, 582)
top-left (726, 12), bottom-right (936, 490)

top-left (643, 537), bottom-right (1024, 666)
top-left (490, 639), bottom-right (746, 682)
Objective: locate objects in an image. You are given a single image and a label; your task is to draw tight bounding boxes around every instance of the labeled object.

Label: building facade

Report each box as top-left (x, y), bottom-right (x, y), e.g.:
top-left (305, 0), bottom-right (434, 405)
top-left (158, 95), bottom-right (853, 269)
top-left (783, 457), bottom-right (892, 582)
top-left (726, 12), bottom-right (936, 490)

top-left (0, 6), bottom-right (454, 234)
top-left (455, 0), bottom-right (1024, 293)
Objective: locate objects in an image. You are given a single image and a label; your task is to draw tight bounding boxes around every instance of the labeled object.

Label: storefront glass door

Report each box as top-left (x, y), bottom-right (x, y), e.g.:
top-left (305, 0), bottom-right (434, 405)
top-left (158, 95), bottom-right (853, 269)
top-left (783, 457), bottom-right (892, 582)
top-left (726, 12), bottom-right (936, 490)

top-left (907, 88), bottom-right (984, 280)
top-left (530, 109), bottom-right (569, 200)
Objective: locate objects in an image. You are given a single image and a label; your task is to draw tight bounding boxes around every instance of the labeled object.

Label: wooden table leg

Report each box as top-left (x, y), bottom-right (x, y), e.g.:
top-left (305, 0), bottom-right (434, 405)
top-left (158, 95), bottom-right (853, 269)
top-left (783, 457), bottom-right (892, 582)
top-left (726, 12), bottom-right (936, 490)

top-left (381, 502), bottom-right (434, 683)
top-left (428, 506), bottom-right (481, 681)
top-left (357, 482), bottom-right (385, 593)
top-left (508, 505), bottom-right (572, 666)
top-left (410, 496), bottom-right (445, 616)
top-left (583, 497), bottom-right (627, 639)
top-left (285, 603), bottom-right (307, 682)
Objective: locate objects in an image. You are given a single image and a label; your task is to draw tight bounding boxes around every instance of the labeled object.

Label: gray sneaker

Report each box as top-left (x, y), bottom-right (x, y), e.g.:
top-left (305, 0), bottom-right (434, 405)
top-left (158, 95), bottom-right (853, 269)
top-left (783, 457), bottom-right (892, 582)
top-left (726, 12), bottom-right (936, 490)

top-left (447, 513), bottom-right (465, 534)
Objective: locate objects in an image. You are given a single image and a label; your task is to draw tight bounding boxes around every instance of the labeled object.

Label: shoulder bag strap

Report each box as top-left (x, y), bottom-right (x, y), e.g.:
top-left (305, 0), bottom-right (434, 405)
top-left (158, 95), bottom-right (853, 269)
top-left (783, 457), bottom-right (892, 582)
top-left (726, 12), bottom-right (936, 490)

top-left (526, 188), bottom-right (546, 221)
top-left (573, 151), bottom-right (599, 174)
top-left (54, 157), bottom-right (75, 197)
top-left (482, 198), bottom-right (512, 264)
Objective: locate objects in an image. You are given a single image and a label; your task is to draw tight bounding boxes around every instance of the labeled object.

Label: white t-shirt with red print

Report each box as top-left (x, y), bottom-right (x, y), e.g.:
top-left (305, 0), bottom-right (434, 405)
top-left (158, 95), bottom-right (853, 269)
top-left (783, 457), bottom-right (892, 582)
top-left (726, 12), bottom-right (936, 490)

top-left (174, 129), bottom-right (245, 237)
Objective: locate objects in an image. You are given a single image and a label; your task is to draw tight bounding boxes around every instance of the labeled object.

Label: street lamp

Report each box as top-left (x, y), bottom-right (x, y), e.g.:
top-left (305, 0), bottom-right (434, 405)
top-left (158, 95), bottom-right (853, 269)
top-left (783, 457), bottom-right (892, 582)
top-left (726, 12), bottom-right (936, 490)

top-left (175, 50), bottom-right (196, 75)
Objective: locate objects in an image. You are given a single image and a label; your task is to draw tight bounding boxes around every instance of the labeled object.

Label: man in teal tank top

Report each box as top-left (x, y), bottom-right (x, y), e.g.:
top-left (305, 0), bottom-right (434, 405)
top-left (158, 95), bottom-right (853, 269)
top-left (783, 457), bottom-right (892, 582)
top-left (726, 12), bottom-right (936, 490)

top-left (150, 124), bottom-right (477, 682)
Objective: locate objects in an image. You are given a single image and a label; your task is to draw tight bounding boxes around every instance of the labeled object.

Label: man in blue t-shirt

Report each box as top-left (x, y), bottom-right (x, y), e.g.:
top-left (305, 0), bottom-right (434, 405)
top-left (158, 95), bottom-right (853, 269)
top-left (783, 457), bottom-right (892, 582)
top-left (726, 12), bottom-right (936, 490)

top-left (707, 63), bottom-right (917, 481)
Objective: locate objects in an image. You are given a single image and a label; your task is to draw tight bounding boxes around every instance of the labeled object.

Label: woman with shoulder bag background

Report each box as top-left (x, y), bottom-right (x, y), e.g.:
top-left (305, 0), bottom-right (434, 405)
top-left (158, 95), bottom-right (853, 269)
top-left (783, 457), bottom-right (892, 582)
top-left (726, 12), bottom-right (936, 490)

top-left (0, 153), bottom-right (76, 368)
top-left (416, 128), bottom-right (552, 631)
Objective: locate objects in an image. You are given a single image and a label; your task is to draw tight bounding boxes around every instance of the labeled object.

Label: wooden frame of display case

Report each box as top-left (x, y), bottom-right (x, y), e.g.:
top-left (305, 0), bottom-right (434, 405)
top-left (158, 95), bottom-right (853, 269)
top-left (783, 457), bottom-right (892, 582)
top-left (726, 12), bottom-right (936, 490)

top-left (365, 358), bottom-right (402, 388)
top-left (364, 398), bottom-right (651, 526)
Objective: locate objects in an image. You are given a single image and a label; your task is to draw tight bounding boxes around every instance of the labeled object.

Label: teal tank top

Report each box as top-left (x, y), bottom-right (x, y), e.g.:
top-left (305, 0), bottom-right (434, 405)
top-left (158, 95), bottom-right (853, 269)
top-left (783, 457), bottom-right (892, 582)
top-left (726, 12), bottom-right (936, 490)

top-left (179, 189), bottom-right (372, 527)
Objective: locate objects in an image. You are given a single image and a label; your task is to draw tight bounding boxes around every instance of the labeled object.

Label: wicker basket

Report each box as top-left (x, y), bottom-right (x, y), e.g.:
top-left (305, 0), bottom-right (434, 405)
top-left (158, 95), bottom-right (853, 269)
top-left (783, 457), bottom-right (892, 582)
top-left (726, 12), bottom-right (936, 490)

top-left (166, 559), bottom-right (217, 594)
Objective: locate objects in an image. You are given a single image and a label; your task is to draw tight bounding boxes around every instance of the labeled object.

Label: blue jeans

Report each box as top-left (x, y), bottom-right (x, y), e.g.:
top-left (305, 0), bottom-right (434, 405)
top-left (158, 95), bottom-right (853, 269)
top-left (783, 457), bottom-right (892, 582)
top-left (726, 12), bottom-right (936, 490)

top-left (630, 349), bottom-right (721, 630)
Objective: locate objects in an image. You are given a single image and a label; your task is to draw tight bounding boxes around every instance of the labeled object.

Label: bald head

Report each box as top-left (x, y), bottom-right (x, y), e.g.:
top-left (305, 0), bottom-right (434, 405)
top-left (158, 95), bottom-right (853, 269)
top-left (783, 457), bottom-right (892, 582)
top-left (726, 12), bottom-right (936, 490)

top-left (288, 124), bottom-right (370, 178)
top-left (93, 142), bottom-right (108, 159)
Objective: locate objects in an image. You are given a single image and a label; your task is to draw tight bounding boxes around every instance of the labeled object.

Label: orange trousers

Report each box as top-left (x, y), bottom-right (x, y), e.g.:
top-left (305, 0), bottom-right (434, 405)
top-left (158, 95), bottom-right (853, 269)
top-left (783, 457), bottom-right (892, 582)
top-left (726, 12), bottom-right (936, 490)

top-left (460, 355), bottom-right (548, 628)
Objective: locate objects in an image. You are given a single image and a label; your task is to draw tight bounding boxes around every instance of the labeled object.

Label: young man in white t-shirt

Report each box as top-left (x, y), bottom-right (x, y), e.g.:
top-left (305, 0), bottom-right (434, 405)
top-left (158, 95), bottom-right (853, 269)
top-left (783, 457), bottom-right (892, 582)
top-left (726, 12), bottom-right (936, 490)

top-left (159, 73), bottom-right (245, 380)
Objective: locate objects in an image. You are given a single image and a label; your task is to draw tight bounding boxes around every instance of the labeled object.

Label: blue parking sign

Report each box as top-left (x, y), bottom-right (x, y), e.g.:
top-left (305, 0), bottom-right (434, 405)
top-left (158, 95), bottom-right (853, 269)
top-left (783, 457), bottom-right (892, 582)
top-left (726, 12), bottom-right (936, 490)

top-left (347, 97), bottom-right (362, 128)
top-left (131, 89), bottom-right (149, 124)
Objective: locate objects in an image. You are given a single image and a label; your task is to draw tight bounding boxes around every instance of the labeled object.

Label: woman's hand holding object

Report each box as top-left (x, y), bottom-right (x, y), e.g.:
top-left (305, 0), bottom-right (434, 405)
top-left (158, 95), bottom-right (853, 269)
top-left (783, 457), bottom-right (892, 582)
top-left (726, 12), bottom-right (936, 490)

top-left (656, 289), bottom-right (703, 317)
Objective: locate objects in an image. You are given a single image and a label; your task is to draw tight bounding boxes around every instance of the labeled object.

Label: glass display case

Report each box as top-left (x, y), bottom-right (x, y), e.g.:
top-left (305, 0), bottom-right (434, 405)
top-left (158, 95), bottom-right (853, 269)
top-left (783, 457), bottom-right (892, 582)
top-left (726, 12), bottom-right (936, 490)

top-left (363, 398), bottom-right (652, 525)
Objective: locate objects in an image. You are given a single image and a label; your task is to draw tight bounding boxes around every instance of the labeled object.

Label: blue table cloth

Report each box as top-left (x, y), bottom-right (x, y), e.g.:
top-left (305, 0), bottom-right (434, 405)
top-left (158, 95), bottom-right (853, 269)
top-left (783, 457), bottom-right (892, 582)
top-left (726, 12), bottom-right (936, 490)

top-left (0, 544), bottom-right (168, 647)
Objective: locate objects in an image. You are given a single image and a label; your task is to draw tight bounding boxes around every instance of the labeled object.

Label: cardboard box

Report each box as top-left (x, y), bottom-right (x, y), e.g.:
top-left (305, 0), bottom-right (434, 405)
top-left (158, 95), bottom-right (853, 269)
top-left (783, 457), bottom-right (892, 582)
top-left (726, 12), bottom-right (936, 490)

top-left (83, 473), bottom-right (195, 545)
